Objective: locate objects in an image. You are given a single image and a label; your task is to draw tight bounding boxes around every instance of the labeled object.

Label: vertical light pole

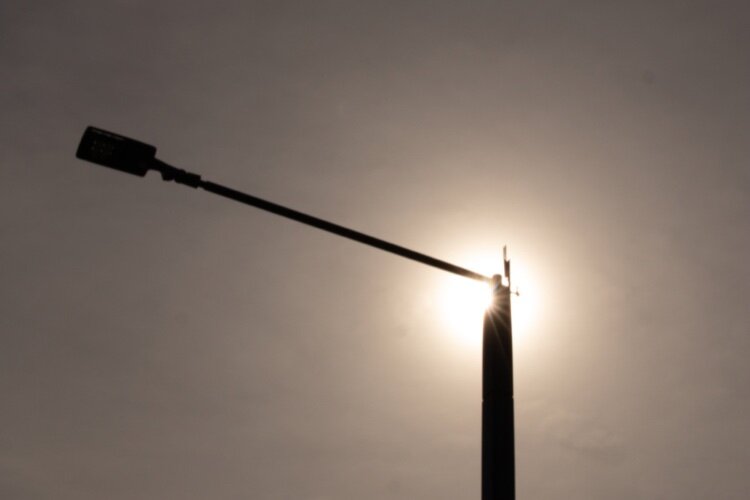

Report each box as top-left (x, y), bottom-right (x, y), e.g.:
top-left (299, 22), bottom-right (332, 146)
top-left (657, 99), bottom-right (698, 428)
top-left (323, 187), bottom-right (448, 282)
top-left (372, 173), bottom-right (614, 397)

top-left (483, 251), bottom-right (514, 500)
top-left (75, 126), bottom-right (516, 499)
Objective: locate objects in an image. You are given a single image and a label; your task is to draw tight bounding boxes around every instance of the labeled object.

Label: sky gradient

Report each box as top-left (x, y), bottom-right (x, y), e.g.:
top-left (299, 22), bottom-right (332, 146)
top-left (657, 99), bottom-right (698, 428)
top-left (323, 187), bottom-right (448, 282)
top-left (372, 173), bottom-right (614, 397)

top-left (2, 1), bottom-right (749, 498)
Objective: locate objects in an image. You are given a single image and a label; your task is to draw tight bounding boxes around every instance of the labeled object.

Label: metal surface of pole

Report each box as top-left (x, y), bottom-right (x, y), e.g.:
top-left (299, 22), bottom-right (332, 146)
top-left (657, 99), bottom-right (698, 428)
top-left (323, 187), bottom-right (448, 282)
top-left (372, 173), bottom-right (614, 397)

top-left (482, 257), bottom-right (514, 499)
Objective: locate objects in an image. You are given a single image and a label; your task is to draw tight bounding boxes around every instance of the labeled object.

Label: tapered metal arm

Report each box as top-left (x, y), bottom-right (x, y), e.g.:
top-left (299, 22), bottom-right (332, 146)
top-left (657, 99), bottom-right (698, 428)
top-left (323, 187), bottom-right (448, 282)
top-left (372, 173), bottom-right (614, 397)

top-left (76, 126), bottom-right (493, 283)
top-left (198, 180), bottom-right (491, 282)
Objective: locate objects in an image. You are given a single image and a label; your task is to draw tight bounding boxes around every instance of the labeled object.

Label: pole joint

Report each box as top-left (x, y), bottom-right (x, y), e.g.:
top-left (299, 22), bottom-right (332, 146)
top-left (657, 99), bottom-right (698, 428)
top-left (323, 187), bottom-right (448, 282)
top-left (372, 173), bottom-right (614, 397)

top-left (153, 159), bottom-right (202, 188)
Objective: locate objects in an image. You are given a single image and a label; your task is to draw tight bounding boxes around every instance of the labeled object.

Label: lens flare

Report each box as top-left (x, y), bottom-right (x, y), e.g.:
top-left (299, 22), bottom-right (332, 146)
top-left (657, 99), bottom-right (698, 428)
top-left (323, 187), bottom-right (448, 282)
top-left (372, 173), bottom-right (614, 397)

top-left (435, 251), bottom-right (541, 347)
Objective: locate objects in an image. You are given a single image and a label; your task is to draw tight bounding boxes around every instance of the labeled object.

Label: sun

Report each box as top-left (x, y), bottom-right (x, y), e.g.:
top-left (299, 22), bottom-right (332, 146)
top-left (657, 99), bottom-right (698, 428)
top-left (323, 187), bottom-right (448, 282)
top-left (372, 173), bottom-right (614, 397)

top-left (435, 251), bottom-right (540, 347)
top-left (438, 275), bottom-right (495, 347)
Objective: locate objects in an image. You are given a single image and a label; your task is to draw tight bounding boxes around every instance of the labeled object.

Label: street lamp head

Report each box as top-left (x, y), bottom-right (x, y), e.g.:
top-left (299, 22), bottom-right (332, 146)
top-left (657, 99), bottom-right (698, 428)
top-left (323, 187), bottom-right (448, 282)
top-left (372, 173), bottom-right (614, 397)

top-left (76, 126), bottom-right (157, 177)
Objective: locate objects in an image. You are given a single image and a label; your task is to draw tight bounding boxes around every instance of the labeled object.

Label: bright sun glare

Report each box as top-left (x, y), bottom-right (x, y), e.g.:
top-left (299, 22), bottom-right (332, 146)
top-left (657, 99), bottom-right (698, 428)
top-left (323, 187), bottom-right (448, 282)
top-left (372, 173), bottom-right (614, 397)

top-left (437, 252), bottom-right (540, 347)
top-left (438, 277), bottom-right (494, 347)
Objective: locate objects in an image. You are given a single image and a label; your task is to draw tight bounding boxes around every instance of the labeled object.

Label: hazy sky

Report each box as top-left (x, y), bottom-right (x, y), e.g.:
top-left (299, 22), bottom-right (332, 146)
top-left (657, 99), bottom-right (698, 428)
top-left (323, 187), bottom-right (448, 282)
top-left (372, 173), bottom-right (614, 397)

top-left (2, 1), bottom-right (749, 498)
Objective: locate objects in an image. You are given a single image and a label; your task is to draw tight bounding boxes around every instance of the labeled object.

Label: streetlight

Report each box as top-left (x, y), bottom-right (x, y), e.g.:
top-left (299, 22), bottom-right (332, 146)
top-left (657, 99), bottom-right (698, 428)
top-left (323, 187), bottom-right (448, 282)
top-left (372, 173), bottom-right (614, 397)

top-left (76, 126), bottom-right (515, 499)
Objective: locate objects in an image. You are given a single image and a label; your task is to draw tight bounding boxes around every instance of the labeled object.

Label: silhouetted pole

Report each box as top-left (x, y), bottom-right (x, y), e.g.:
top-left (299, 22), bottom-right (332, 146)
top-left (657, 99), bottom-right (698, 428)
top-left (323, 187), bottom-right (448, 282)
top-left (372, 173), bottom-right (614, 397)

top-left (75, 126), bottom-right (516, 499)
top-left (482, 252), bottom-right (514, 500)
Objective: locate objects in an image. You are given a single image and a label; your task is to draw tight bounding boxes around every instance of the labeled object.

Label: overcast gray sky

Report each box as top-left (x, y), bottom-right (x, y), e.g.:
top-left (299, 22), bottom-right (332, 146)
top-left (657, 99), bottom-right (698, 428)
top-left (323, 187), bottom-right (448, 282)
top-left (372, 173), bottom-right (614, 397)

top-left (2, 1), bottom-right (749, 498)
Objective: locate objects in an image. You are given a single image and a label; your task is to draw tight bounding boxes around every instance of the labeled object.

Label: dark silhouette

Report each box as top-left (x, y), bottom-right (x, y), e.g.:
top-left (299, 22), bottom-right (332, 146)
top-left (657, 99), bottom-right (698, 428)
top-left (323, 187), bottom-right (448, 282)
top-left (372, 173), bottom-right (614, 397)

top-left (76, 126), bottom-right (492, 284)
top-left (483, 265), bottom-right (515, 500)
top-left (76, 126), bottom-right (515, 500)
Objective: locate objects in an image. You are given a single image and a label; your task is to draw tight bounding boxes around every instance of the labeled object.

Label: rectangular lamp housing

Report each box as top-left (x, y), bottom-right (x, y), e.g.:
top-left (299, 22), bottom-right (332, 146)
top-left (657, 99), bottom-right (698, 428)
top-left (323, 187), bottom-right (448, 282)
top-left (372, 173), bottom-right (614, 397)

top-left (76, 126), bottom-right (156, 177)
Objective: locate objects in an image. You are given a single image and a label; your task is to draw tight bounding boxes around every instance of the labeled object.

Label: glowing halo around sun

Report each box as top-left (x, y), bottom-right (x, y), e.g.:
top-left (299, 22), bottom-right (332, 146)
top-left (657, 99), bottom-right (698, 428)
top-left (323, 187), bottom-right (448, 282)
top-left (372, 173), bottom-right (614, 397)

top-left (436, 252), bottom-right (540, 347)
top-left (437, 276), bottom-right (494, 347)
